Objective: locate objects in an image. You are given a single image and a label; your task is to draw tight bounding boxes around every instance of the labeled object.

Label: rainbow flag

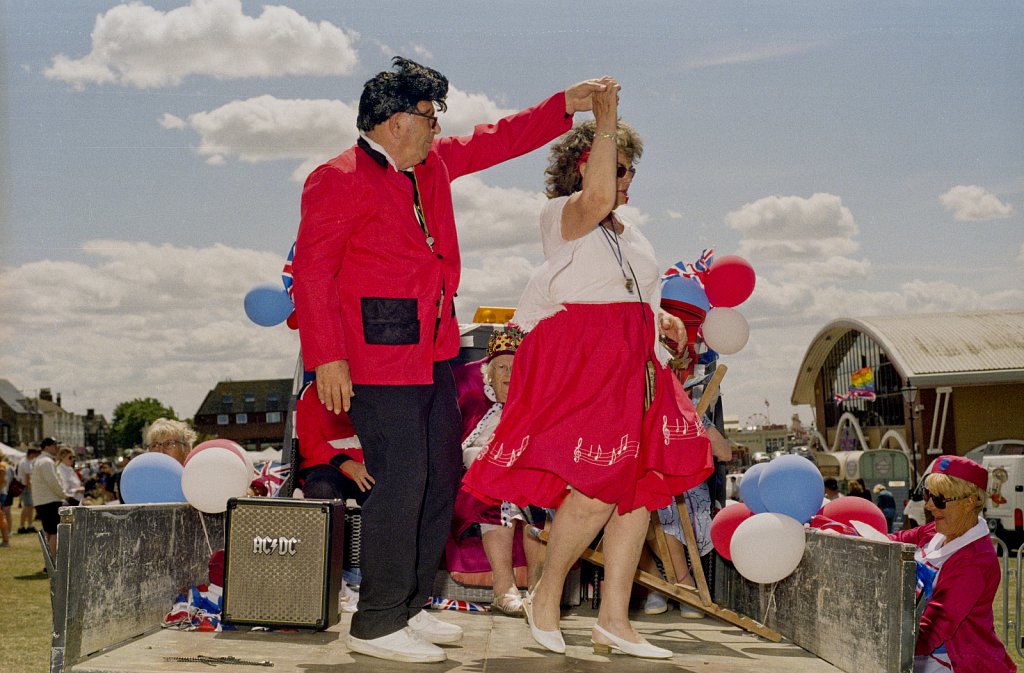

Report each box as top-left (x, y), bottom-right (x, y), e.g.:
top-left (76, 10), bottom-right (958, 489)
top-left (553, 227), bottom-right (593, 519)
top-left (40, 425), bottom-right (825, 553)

top-left (850, 367), bottom-right (873, 389)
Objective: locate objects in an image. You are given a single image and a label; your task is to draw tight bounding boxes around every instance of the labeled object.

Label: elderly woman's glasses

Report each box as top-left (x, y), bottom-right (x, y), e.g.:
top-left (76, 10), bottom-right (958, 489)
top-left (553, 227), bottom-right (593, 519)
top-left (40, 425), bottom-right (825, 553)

top-left (923, 488), bottom-right (967, 509)
top-left (149, 439), bottom-right (186, 451)
top-left (405, 108), bottom-right (439, 130)
top-left (616, 164), bottom-right (636, 179)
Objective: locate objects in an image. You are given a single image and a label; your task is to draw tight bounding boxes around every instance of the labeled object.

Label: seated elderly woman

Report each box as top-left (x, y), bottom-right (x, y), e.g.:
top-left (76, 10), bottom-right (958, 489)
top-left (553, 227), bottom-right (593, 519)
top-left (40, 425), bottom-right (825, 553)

top-left (449, 327), bottom-right (543, 616)
top-left (144, 418), bottom-right (197, 465)
top-left (888, 455), bottom-right (1014, 673)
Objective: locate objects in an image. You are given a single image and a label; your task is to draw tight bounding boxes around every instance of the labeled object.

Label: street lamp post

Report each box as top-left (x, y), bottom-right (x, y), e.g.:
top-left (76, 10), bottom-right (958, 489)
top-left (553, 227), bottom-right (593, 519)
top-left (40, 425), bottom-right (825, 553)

top-left (902, 384), bottom-right (919, 489)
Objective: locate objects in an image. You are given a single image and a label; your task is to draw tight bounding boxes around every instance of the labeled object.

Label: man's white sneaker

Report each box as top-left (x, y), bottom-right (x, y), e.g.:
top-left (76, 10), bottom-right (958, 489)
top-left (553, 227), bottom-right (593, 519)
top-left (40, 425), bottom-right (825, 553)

top-left (408, 609), bottom-right (464, 644)
top-left (346, 627), bottom-right (446, 663)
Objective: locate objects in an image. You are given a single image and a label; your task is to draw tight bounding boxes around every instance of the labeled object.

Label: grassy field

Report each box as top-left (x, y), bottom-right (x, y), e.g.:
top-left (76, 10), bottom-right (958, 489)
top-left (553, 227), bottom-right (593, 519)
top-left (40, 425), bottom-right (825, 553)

top-left (993, 540), bottom-right (1024, 670)
top-left (1, 506), bottom-right (51, 673)
top-left (1, 502), bottom-right (1021, 672)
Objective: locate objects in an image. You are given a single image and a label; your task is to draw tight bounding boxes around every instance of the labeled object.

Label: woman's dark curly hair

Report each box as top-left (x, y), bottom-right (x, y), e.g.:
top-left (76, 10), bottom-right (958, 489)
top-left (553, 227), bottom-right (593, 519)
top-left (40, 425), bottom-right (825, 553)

top-left (544, 119), bottom-right (643, 198)
top-left (357, 57), bottom-right (449, 132)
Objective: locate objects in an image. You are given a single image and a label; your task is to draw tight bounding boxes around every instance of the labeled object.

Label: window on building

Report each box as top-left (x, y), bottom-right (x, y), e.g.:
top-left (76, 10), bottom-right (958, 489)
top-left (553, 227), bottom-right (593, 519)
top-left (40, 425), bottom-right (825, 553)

top-left (266, 411), bottom-right (283, 424)
top-left (220, 395), bottom-right (233, 413)
top-left (243, 392), bottom-right (256, 412)
top-left (236, 413), bottom-right (248, 425)
top-left (217, 414), bottom-right (229, 425)
top-left (267, 392), bottom-right (280, 412)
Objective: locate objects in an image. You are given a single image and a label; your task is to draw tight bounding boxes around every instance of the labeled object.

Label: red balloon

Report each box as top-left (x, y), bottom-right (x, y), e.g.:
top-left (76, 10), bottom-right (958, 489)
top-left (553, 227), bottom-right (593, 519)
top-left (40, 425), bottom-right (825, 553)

top-left (820, 496), bottom-right (888, 535)
top-left (185, 439), bottom-right (248, 468)
top-left (703, 255), bottom-right (756, 308)
top-left (711, 503), bottom-right (753, 561)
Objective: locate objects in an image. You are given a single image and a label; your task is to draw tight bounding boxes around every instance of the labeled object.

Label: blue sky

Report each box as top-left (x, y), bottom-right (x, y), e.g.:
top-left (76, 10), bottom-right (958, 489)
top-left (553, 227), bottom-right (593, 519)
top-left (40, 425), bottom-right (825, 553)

top-left (2, 0), bottom-right (1021, 430)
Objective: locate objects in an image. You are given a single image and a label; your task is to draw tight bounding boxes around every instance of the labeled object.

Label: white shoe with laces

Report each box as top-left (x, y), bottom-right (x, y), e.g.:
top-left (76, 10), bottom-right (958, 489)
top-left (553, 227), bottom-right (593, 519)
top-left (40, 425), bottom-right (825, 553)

top-left (407, 609), bottom-right (463, 644)
top-left (346, 627), bottom-right (446, 663)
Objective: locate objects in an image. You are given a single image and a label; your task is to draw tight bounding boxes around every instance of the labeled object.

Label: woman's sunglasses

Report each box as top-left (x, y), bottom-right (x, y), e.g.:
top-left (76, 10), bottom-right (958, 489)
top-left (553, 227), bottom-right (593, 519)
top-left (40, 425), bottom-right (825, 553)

top-left (923, 488), bottom-right (968, 509)
top-left (616, 164), bottom-right (636, 179)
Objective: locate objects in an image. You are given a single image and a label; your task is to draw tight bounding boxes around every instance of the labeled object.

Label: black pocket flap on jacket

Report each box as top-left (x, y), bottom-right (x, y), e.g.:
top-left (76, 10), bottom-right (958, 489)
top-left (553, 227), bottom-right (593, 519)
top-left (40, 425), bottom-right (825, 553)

top-left (360, 297), bottom-right (420, 345)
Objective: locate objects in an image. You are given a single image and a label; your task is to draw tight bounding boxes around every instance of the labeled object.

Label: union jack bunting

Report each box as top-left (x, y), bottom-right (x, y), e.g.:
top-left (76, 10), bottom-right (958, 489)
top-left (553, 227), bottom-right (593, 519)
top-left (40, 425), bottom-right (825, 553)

top-left (427, 596), bottom-right (488, 612)
top-left (281, 241), bottom-right (296, 298)
top-left (662, 248), bottom-right (715, 280)
top-left (690, 247), bottom-right (715, 274)
top-left (252, 460), bottom-right (290, 498)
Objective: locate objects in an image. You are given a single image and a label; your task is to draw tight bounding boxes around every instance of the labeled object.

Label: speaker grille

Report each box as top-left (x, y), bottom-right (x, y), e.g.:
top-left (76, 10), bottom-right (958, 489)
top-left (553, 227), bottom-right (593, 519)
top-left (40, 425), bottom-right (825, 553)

top-left (224, 502), bottom-right (329, 626)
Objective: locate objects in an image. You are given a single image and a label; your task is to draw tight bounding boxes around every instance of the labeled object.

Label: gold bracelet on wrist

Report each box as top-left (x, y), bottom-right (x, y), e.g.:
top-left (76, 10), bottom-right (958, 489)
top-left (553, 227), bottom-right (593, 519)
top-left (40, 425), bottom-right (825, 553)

top-left (594, 130), bottom-right (616, 140)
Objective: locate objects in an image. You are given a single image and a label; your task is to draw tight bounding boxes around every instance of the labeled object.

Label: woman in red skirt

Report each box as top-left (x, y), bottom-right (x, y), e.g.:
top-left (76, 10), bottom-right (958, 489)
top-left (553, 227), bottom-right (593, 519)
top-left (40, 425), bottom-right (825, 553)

top-left (463, 78), bottom-right (713, 659)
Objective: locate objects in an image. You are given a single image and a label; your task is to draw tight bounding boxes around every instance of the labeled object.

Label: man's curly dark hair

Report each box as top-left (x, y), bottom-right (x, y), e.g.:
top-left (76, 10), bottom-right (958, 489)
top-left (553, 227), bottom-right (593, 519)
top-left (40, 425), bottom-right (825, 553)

top-left (544, 119), bottom-right (643, 198)
top-left (357, 57), bottom-right (449, 132)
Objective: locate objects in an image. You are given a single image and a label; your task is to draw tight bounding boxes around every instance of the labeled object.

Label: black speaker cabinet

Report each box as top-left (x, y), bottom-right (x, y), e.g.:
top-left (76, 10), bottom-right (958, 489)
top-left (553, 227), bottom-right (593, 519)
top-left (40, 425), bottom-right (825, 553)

top-left (222, 497), bottom-right (345, 630)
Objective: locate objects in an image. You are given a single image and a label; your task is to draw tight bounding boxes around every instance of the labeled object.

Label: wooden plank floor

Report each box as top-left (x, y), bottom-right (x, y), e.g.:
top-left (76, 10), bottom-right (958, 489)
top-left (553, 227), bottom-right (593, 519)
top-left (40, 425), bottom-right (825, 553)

top-left (72, 605), bottom-right (845, 673)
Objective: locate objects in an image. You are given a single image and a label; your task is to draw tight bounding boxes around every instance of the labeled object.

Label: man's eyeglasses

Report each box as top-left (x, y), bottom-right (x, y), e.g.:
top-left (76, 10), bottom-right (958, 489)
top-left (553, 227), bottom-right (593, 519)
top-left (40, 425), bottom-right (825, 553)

top-left (923, 488), bottom-right (968, 510)
top-left (616, 164), bottom-right (636, 179)
top-left (406, 109), bottom-right (439, 130)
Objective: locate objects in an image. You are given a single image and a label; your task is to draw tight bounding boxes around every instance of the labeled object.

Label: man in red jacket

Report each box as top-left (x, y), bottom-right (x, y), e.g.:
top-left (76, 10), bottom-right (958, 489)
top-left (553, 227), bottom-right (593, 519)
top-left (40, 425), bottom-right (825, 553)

top-left (292, 56), bottom-right (612, 663)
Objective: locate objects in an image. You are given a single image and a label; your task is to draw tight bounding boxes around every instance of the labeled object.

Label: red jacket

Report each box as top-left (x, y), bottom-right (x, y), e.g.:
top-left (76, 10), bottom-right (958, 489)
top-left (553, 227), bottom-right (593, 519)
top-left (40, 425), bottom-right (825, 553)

top-left (295, 381), bottom-right (363, 473)
top-left (890, 523), bottom-right (1016, 673)
top-left (292, 92), bottom-right (573, 384)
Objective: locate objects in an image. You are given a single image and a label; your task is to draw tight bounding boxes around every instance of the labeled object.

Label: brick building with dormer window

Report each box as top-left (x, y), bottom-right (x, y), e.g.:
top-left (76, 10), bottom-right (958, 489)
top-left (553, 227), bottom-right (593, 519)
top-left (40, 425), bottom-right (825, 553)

top-left (193, 379), bottom-right (292, 451)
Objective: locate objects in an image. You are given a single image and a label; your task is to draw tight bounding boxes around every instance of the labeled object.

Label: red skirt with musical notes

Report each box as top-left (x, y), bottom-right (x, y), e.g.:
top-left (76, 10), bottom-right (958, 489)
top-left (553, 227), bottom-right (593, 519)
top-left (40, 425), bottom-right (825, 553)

top-left (462, 303), bottom-right (713, 514)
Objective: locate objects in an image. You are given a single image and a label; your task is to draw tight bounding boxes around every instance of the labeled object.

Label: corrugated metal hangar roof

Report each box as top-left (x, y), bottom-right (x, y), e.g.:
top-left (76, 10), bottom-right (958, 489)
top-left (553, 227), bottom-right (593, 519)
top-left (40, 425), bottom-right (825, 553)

top-left (791, 310), bottom-right (1024, 405)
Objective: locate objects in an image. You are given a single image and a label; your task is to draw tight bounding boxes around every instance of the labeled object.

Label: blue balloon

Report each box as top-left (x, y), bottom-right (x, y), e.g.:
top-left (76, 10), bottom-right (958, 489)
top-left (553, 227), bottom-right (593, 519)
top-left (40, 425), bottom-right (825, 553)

top-left (120, 452), bottom-right (186, 504)
top-left (661, 274), bottom-right (711, 312)
top-left (244, 282), bottom-right (294, 327)
top-left (739, 462), bottom-right (769, 513)
top-left (759, 455), bottom-right (825, 523)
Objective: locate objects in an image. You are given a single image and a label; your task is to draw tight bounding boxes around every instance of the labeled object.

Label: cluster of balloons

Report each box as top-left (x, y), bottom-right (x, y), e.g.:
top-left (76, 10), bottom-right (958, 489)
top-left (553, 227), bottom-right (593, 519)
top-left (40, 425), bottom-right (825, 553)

top-left (710, 455), bottom-right (823, 584)
top-left (661, 254), bottom-right (755, 356)
top-left (120, 440), bottom-right (255, 513)
top-left (712, 456), bottom-right (893, 584)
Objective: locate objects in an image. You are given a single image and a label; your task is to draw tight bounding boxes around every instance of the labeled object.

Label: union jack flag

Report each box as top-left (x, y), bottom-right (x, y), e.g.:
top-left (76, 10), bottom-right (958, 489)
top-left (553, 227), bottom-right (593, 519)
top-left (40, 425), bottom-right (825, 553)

top-left (690, 248), bottom-right (715, 274)
top-left (252, 460), bottom-right (290, 498)
top-left (281, 242), bottom-right (296, 299)
top-left (662, 248), bottom-right (714, 281)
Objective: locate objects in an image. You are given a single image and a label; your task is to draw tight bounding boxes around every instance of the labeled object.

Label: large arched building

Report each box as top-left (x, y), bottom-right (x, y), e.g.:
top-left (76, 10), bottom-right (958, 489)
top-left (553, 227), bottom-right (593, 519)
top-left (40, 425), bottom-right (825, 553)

top-left (791, 310), bottom-right (1024, 478)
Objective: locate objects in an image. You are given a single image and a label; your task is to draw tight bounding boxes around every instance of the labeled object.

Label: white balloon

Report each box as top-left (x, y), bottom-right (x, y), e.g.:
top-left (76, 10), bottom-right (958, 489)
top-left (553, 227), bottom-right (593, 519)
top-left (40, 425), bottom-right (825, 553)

top-left (730, 512), bottom-right (806, 584)
top-left (181, 446), bottom-right (251, 513)
top-left (702, 307), bottom-right (750, 355)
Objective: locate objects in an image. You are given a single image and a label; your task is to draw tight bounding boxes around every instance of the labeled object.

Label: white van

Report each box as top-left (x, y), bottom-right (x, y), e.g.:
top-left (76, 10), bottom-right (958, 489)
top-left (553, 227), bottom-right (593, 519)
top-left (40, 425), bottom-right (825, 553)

top-left (984, 454), bottom-right (1024, 539)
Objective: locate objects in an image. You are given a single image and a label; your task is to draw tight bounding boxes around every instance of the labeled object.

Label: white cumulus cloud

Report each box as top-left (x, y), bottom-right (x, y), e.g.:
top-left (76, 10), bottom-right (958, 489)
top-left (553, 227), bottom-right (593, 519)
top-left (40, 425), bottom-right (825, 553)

top-left (938, 185), bottom-right (1015, 221)
top-left (725, 192), bottom-right (861, 263)
top-left (0, 241), bottom-right (299, 419)
top-left (44, 0), bottom-right (359, 90)
top-left (452, 175), bottom-right (547, 257)
top-left (166, 86), bottom-right (518, 180)
top-left (719, 192), bottom-right (1023, 327)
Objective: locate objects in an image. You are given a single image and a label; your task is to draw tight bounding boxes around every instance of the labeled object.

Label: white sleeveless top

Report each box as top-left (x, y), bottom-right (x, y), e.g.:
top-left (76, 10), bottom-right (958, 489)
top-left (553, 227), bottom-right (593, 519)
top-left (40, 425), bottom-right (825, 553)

top-left (513, 196), bottom-right (668, 364)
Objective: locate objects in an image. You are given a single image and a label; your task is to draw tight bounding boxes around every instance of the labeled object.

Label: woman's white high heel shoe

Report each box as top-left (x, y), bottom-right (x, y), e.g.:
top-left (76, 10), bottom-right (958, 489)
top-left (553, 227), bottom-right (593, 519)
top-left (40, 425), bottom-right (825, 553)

top-left (522, 592), bottom-right (565, 654)
top-left (591, 623), bottom-right (672, 659)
